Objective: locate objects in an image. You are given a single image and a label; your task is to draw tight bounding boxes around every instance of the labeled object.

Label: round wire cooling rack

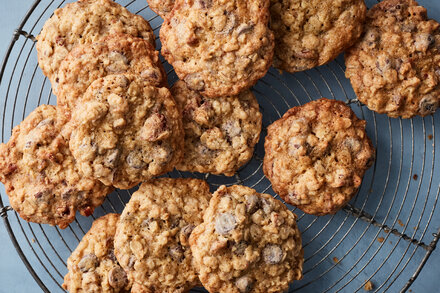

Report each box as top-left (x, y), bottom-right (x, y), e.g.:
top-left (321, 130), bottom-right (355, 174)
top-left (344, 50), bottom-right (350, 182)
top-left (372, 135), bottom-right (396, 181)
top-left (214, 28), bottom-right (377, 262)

top-left (1, 0), bottom-right (440, 292)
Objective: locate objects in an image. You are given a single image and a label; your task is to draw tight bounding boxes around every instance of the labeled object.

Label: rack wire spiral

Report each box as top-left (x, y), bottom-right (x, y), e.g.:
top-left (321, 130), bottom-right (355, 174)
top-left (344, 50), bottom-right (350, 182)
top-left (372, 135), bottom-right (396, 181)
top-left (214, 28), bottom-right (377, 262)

top-left (1, 0), bottom-right (439, 292)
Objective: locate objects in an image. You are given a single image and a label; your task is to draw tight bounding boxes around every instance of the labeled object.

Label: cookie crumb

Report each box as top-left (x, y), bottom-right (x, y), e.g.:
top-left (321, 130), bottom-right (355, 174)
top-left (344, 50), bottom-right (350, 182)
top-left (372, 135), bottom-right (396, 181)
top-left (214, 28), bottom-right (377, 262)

top-left (413, 174), bottom-right (418, 180)
top-left (428, 135), bottom-right (433, 140)
top-left (377, 237), bottom-right (384, 243)
top-left (32, 238), bottom-right (36, 243)
top-left (364, 280), bottom-right (374, 291)
top-left (398, 219), bottom-right (404, 227)
top-left (332, 257), bottom-right (339, 264)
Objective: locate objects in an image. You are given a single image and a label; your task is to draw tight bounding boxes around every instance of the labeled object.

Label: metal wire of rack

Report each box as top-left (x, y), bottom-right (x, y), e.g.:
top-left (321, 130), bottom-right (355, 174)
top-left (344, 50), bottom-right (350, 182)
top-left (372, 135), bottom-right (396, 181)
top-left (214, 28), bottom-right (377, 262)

top-left (1, 0), bottom-right (440, 292)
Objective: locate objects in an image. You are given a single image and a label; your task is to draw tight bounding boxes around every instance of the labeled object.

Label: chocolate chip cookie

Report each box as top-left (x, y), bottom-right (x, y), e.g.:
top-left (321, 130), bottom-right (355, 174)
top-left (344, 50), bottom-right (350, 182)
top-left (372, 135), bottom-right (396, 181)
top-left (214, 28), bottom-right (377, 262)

top-left (36, 0), bottom-right (155, 93)
top-left (160, 0), bottom-right (274, 98)
top-left (171, 80), bottom-right (262, 176)
top-left (147, 0), bottom-right (175, 18)
top-left (270, 0), bottom-right (366, 72)
top-left (0, 105), bottom-right (113, 229)
top-left (114, 178), bottom-right (211, 292)
top-left (56, 33), bottom-right (166, 109)
top-left (63, 214), bottom-right (131, 293)
top-left (345, 0), bottom-right (440, 118)
top-left (68, 74), bottom-right (183, 190)
top-left (263, 99), bottom-right (375, 215)
top-left (190, 185), bottom-right (303, 293)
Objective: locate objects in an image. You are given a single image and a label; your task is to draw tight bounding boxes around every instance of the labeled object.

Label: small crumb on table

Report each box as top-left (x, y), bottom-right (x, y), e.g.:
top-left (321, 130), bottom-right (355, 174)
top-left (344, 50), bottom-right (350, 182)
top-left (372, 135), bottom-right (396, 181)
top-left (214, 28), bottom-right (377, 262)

top-left (413, 174), bottom-right (418, 180)
top-left (398, 219), bottom-right (404, 227)
top-left (377, 237), bottom-right (384, 243)
top-left (364, 280), bottom-right (374, 291)
top-left (428, 134), bottom-right (433, 140)
top-left (333, 256), bottom-right (339, 264)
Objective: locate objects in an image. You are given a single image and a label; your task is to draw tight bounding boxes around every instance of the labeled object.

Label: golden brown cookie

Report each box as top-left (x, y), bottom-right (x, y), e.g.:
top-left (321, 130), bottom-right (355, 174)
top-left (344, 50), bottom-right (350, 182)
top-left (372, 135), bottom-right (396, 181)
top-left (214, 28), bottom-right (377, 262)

top-left (36, 0), bottom-right (155, 92)
top-left (0, 105), bottom-right (113, 229)
top-left (56, 33), bottom-right (166, 109)
top-left (68, 74), bottom-right (183, 190)
top-left (171, 80), bottom-right (262, 176)
top-left (63, 214), bottom-right (131, 293)
top-left (160, 0), bottom-right (274, 98)
top-left (114, 178), bottom-right (212, 293)
top-left (270, 0), bottom-right (366, 72)
top-left (263, 99), bottom-right (375, 215)
top-left (345, 0), bottom-right (440, 118)
top-left (190, 185), bottom-right (303, 293)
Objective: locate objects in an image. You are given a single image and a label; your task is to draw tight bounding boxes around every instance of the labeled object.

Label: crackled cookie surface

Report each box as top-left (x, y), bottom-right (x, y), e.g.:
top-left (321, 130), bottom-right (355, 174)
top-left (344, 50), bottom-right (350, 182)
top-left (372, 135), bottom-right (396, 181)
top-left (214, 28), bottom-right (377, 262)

top-left (345, 0), bottom-right (440, 118)
top-left (147, 0), bottom-right (175, 18)
top-left (57, 34), bottom-right (166, 109)
top-left (63, 214), bottom-right (131, 293)
top-left (171, 80), bottom-right (262, 176)
top-left (270, 0), bottom-right (366, 72)
top-left (114, 178), bottom-right (211, 293)
top-left (190, 185), bottom-right (303, 293)
top-left (160, 0), bottom-right (274, 97)
top-left (0, 105), bottom-right (112, 228)
top-left (264, 99), bottom-right (375, 215)
top-left (36, 0), bottom-right (155, 91)
top-left (69, 74), bottom-right (183, 190)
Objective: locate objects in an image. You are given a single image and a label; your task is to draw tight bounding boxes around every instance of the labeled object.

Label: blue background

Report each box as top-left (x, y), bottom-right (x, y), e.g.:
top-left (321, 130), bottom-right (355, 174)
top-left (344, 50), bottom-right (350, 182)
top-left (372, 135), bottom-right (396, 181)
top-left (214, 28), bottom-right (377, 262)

top-left (0, 0), bottom-right (439, 292)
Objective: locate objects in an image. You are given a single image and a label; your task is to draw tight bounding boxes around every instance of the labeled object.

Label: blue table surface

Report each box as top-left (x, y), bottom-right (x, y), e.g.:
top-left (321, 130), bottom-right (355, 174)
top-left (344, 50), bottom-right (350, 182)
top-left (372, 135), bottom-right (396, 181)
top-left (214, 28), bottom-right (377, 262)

top-left (0, 1), bottom-right (439, 292)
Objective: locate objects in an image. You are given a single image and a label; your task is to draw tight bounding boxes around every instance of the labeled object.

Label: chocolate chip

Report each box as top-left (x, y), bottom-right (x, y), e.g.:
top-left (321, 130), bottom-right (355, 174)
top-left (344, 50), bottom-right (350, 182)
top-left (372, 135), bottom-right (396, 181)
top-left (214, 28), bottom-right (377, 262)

top-left (233, 241), bottom-right (248, 256)
top-left (235, 276), bottom-right (254, 293)
top-left (107, 249), bottom-right (117, 262)
top-left (220, 12), bottom-right (237, 35)
top-left (215, 213), bottom-right (237, 235)
top-left (105, 149), bottom-right (120, 167)
top-left (237, 24), bottom-right (254, 36)
top-left (34, 191), bottom-right (44, 199)
top-left (184, 74), bottom-right (205, 91)
top-left (181, 224), bottom-right (195, 241)
top-left (246, 194), bottom-right (260, 214)
top-left (78, 254), bottom-right (99, 272)
top-left (169, 244), bottom-right (184, 262)
top-left (142, 113), bottom-right (169, 142)
top-left (108, 266), bottom-right (128, 289)
top-left (140, 68), bottom-right (161, 86)
top-left (263, 244), bottom-right (283, 264)
top-left (419, 95), bottom-right (439, 116)
top-left (126, 151), bottom-right (146, 169)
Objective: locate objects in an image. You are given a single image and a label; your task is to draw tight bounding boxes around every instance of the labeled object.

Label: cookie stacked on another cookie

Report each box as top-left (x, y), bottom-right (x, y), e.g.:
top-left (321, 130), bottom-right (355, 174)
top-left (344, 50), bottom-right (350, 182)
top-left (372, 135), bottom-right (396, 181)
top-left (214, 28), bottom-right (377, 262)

top-left (56, 33), bottom-right (167, 109)
top-left (68, 74), bottom-right (183, 189)
top-left (0, 105), bottom-right (113, 228)
top-left (264, 98), bottom-right (375, 215)
top-left (63, 214), bottom-right (130, 292)
top-left (160, 0), bottom-right (274, 97)
top-left (190, 185), bottom-right (303, 293)
top-left (345, 0), bottom-right (440, 118)
top-left (36, 0), bottom-right (156, 92)
top-left (172, 80), bottom-right (262, 176)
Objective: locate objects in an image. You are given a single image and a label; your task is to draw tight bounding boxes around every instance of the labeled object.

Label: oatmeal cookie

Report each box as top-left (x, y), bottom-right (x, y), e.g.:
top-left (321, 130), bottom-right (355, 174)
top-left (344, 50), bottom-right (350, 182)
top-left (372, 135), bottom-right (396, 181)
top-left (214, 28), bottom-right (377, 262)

top-left (0, 105), bottom-right (113, 229)
top-left (160, 0), bottom-right (274, 98)
top-left (270, 0), bottom-right (366, 72)
top-left (263, 99), bottom-right (375, 215)
top-left (63, 214), bottom-right (131, 293)
top-left (68, 74), bottom-right (183, 190)
top-left (171, 80), bottom-right (262, 176)
top-left (147, 0), bottom-right (175, 18)
top-left (57, 33), bottom-right (166, 109)
top-left (345, 0), bottom-right (440, 118)
top-left (189, 185), bottom-right (303, 293)
top-left (114, 178), bottom-right (211, 293)
top-left (36, 0), bottom-right (155, 92)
